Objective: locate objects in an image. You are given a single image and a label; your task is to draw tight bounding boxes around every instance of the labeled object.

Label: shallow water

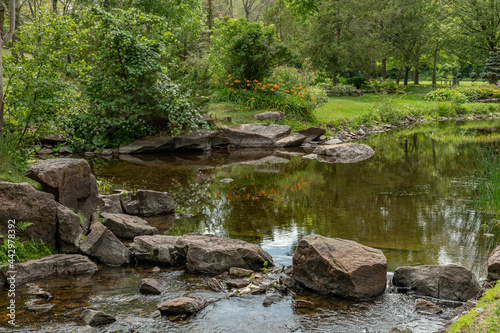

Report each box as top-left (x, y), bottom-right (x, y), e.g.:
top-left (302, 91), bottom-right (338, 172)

top-left (3, 119), bottom-right (500, 332)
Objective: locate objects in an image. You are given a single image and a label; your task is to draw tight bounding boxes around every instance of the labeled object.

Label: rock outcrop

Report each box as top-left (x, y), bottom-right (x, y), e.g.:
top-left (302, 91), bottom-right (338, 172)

top-left (392, 264), bottom-right (480, 302)
top-left (101, 212), bottom-right (157, 238)
top-left (0, 254), bottom-right (97, 285)
top-left (131, 235), bottom-right (184, 266)
top-left (218, 124), bottom-right (291, 149)
top-left (292, 234), bottom-right (387, 300)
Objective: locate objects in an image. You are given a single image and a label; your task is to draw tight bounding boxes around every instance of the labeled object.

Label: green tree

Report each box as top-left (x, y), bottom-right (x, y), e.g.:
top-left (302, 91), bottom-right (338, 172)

top-left (483, 47), bottom-right (500, 84)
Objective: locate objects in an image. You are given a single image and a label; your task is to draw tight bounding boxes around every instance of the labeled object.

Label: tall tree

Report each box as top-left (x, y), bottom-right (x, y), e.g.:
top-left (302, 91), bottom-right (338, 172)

top-left (0, 0), bottom-right (15, 138)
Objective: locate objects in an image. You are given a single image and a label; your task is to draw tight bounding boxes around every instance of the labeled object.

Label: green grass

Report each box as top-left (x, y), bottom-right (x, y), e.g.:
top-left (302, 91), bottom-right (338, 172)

top-left (447, 282), bottom-right (500, 332)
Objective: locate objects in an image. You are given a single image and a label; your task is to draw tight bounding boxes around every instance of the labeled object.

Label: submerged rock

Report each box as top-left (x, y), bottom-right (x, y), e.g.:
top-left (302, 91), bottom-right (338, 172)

top-left (415, 299), bottom-right (443, 314)
top-left (139, 278), bottom-right (168, 295)
top-left (0, 254), bottom-right (97, 285)
top-left (101, 212), bottom-right (158, 239)
top-left (292, 234), bottom-right (387, 300)
top-left (157, 297), bottom-right (208, 316)
top-left (175, 233), bottom-right (274, 275)
top-left (392, 264), bottom-right (480, 302)
top-left (80, 309), bottom-right (116, 326)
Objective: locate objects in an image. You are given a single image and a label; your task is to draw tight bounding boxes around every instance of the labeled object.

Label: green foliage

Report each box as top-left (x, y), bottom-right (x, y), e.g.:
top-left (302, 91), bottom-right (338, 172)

top-left (0, 238), bottom-right (55, 266)
top-left (424, 87), bottom-right (469, 103)
top-left (96, 177), bottom-right (114, 195)
top-left (273, 65), bottom-right (318, 90)
top-left (339, 76), bottom-right (366, 89)
top-left (320, 83), bottom-right (356, 92)
top-left (483, 47), bottom-right (500, 85)
top-left (479, 84), bottom-right (500, 98)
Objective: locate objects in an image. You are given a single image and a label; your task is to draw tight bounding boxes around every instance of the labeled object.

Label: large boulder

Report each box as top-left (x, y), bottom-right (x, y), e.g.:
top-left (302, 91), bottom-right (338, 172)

top-left (25, 159), bottom-right (104, 222)
top-left (0, 254), bottom-right (97, 285)
top-left (254, 111), bottom-right (284, 122)
top-left (313, 143), bottom-right (375, 163)
top-left (392, 264), bottom-right (480, 302)
top-left (295, 127), bottom-right (326, 143)
top-left (292, 234), bottom-right (387, 300)
top-left (122, 190), bottom-right (175, 216)
top-left (174, 233), bottom-right (274, 275)
top-left (79, 222), bottom-right (131, 267)
top-left (173, 129), bottom-right (217, 151)
top-left (157, 297), bottom-right (208, 316)
top-left (218, 124), bottom-right (291, 149)
top-left (56, 204), bottom-right (84, 253)
top-left (119, 135), bottom-right (174, 154)
top-left (131, 235), bottom-right (184, 266)
top-left (275, 133), bottom-right (307, 148)
top-left (100, 212), bottom-right (158, 238)
top-left (0, 182), bottom-right (57, 245)
top-left (487, 245), bottom-right (500, 280)
top-left (99, 194), bottom-right (123, 214)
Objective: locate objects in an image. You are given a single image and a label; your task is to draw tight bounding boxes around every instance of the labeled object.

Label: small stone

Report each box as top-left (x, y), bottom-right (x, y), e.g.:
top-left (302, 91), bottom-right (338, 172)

top-left (262, 295), bottom-right (284, 307)
top-left (415, 299), bottom-right (443, 314)
top-left (38, 147), bottom-right (53, 155)
top-left (84, 152), bottom-right (95, 157)
top-left (157, 297), bottom-right (208, 316)
top-left (152, 266), bottom-right (161, 273)
top-left (220, 178), bottom-right (234, 183)
top-left (25, 301), bottom-right (54, 313)
top-left (227, 279), bottom-right (250, 289)
top-left (139, 278), bottom-right (168, 295)
top-left (80, 309), bottom-right (116, 326)
top-left (229, 267), bottom-right (254, 278)
top-left (59, 145), bottom-right (73, 154)
top-left (100, 149), bottom-right (113, 156)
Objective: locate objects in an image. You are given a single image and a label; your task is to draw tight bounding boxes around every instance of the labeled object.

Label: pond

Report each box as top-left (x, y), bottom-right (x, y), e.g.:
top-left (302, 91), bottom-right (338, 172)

top-left (2, 119), bottom-right (500, 332)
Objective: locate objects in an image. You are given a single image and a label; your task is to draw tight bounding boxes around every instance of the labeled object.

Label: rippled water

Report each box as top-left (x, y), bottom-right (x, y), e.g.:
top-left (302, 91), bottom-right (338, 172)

top-left (3, 119), bottom-right (500, 332)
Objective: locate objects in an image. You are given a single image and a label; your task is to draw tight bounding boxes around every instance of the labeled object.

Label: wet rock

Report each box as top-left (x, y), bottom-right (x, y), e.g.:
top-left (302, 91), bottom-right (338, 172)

top-left (283, 266), bottom-right (293, 275)
top-left (157, 297), bottom-right (208, 316)
top-left (0, 182), bottom-right (57, 245)
top-left (174, 233), bottom-right (274, 275)
top-left (80, 309), bottom-right (116, 326)
top-left (124, 190), bottom-right (175, 216)
top-left (275, 133), bottom-right (306, 148)
top-left (254, 111), bottom-right (284, 122)
top-left (313, 143), bottom-right (375, 163)
top-left (262, 295), bottom-right (284, 307)
top-left (393, 264), bottom-right (480, 302)
top-left (234, 283), bottom-right (267, 295)
top-left (99, 194), bottom-right (124, 214)
top-left (25, 159), bottom-right (104, 223)
top-left (79, 222), bottom-right (131, 267)
top-left (173, 129), bottom-right (217, 151)
top-left (139, 278), bottom-right (168, 294)
top-left (229, 267), bottom-right (254, 278)
top-left (56, 204), bottom-right (84, 253)
top-left (27, 284), bottom-right (53, 300)
top-left (279, 274), bottom-right (299, 290)
top-left (487, 245), bottom-right (500, 280)
top-left (132, 235), bottom-right (184, 266)
top-left (226, 279), bottom-right (250, 289)
top-left (119, 135), bottom-right (174, 154)
top-left (218, 124), bottom-right (290, 149)
top-left (25, 301), bottom-right (55, 313)
top-left (101, 212), bottom-right (158, 238)
top-left (415, 299), bottom-right (443, 314)
top-left (292, 234), bottom-right (387, 300)
top-left (0, 254), bottom-right (97, 285)
top-left (295, 127), bottom-right (326, 143)
top-left (385, 328), bottom-right (413, 333)
top-left (240, 155), bottom-right (290, 165)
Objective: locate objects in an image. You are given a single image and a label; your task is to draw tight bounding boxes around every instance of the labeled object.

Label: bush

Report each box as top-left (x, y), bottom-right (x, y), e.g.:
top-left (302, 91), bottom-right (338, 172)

top-left (479, 84), bottom-right (500, 98)
top-left (273, 65), bottom-right (317, 90)
top-left (339, 76), bottom-right (365, 89)
top-left (454, 86), bottom-right (480, 102)
top-left (319, 83), bottom-right (356, 92)
top-left (424, 88), bottom-right (469, 103)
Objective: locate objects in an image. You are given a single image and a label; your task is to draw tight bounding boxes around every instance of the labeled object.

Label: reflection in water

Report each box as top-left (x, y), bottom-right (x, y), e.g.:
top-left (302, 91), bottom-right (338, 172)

top-left (3, 119), bottom-right (500, 332)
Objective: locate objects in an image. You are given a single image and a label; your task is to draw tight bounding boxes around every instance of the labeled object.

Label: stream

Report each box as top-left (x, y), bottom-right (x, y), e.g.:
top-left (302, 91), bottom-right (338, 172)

top-left (2, 119), bottom-right (500, 332)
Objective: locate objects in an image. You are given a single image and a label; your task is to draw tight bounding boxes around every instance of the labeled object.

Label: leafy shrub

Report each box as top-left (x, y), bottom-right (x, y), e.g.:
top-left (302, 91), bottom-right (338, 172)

top-left (424, 88), bottom-right (468, 103)
top-left (308, 85), bottom-right (328, 104)
top-left (319, 83), bottom-right (356, 92)
top-left (454, 86), bottom-right (480, 102)
top-left (339, 76), bottom-right (365, 89)
top-left (479, 84), bottom-right (500, 98)
top-left (273, 65), bottom-right (317, 90)
top-left (0, 238), bottom-right (55, 266)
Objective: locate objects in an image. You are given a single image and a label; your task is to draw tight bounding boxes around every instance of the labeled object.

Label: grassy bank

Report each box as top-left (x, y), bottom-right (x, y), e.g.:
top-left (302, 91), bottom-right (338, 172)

top-left (209, 85), bottom-right (500, 132)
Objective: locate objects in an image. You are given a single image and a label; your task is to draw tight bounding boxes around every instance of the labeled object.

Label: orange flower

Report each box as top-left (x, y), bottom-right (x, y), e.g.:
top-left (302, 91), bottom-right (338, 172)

top-left (234, 91), bottom-right (236, 93)
top-left (251, 97), bottom-right (255, 99)
top-left (254, 79), bottom-right (258, 82)
top-left (230, 83), bottom-right (234, 86)
top-left (234, 79), bottom-right (240, 83)
top-left (246, 80), bottom-right (250, 82)
top-left (311, 96), bottom-right (315, 99)
top-left (270, 88), bottom-right (275, 91)
top-left (226, 82), bottom-right (229, 85)
top-left (243, 89), bottom-right (246, 91)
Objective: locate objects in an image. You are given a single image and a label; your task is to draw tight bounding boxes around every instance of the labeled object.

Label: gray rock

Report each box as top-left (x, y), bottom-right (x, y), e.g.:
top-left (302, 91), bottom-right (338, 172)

top-left (254, 111), bottom-right (284, 122)
top-left (100, 149), bottom-right (113, 156)
top-left (262, 295), bottom-right (284, 307)
top-left (80, 309), bottom-right (116, 326)
top-left (99, 194), bottom-right (123, 214)
top-left (25, 301), bottom-right (55, 312)
top-left (275, 133), bottom-right (307, 148)
top-left (393, 264), bottom-right (480, 302)
top-left (79, 222), bottom-right (131, 267)
top-left (295, 127), bottom-right (326, 143)
top-left (487, 245), bottom-right (500, 280)
top-left (157, 297), bottom-right (208, 316)
top-left (218, 124), bottom-right (291, 148)
top-left (226, 279), bottom-right (250, 289)
top-left (134, 190), bottom-right (175, 216)
top-left (131, 235), bottom-right (184, 266)
top-left (56, 204), bottom-right (84, 253)
top-left (312, 143), bottom-right (375, 163)
top-left (292, 234), bottom-right (387, 300)
top-left (415, 299), bottom-right (443, 314)
top-left (0, 254), bottom-right (97, 285)
top-left (324, 138), bottom-right (343, 145)
top-left (279, 274), bottom-right (299, 290)
top-left (173, 129), bottom-right (217, 151)
top-left (139, 278), bottom-right (168, 294)
top-left (229, 267), bottom-right (254, 278)
top-left (175, 233), bottom-right (274, 275)
top-left (25, 159), bottom-right (104, 223)
top-left (119, 135), bottom-right (174, 154)
top-left (59, 145), bottom-right (73, 154)
top-left (385, 328), bottom-right (413, 333)
top-left (0, 182), bottom-right (57, 245)
top-left (101, 212), bottom-right (157, 239)
top-left (37, 147), bottom-right (53, 155)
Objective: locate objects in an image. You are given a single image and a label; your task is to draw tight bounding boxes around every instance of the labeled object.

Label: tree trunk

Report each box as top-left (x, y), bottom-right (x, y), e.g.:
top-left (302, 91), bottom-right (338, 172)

top-left (432, 42), bottom-right (439, 86)
top-left (0, 0), bottom-right (15, 138)
top-left (332, 56), bottom-right (338, 86)
top-left (381, 58), bottom-right (386, 81)
top-left (396, 66), bottom-right (403, 84)
top-left (207, 0), bottom-right (214, 31)
top-left (414, 66), bottom-right (419, 85)
top-left (52, 0), bottom-right (57, 14)
top-left (403, 66), bottom-right (410, 86)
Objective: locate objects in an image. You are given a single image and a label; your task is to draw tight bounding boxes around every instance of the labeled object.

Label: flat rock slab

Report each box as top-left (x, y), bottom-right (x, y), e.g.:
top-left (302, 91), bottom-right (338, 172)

top-left (392, 264), bottom-right (480, 302)
top-left (139, 278), bottom-right (169, 294)
top-left (292, 234), bottom-right (387, 300)
top-left (0, 182), bottom-right (57, 245)
top-left (226, 279), bottom-right (250, 289)
top-left (313, 143), bottom-right (375, 163)
top-left (80, 309), bottom-right (116, 326)
top-left (0, 254), bottom-right (97, 285)
top-left (101, 212), bottom-right (157, 239)
top-left (218, 124), bottom-right (291, 148)
top-left (487, 245), bottom-right (500, 280)
top-left (119, 135), bottom-right (174, 154)
top-left (275, 133), bottom-right (306, 148)
top-left (175, 233), bottom-right (274, 275)
top-left (173, 129), bottom-right (217, 151)
top-left (157, 297), bottom-right (208, 316)
top-left (131, 235), bottom-right (184, 266)
top-left (80, 222), bottom-right (131, 267)
top-left (295, 127), bottom-right (326, 143)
